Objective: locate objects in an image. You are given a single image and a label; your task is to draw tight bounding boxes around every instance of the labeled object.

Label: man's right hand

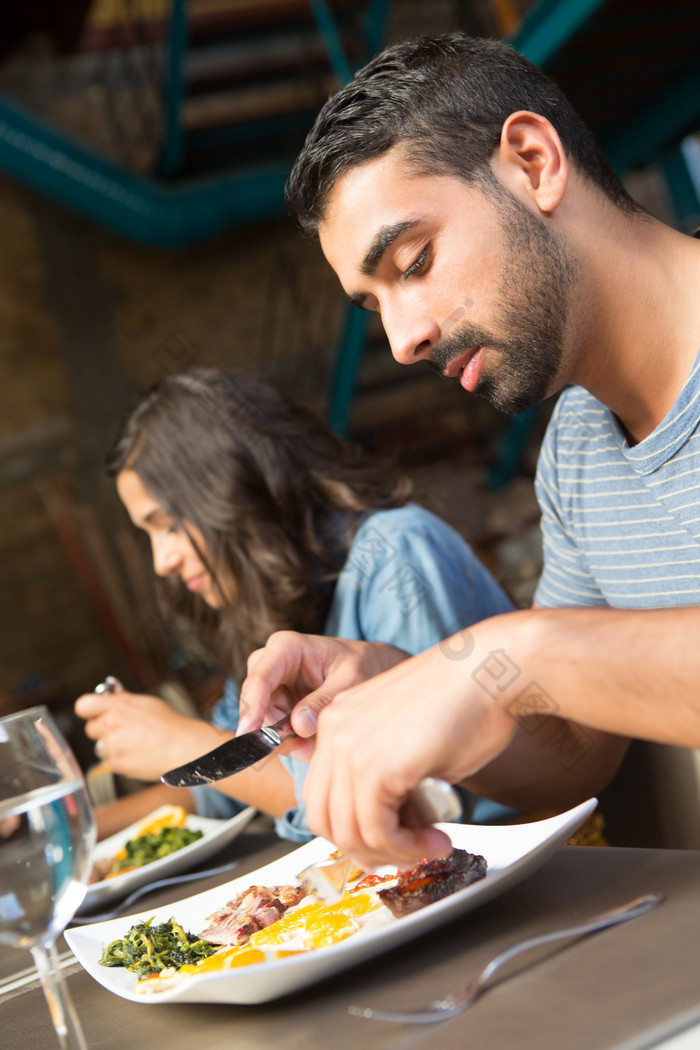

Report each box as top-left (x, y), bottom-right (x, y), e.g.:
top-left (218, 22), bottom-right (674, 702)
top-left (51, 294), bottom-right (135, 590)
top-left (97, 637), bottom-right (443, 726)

top-left (237, 631), bottom-right (408, 757)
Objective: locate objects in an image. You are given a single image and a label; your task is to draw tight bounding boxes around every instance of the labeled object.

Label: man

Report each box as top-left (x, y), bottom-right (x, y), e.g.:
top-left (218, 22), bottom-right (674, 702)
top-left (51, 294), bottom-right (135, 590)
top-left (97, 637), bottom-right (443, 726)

top-left (238, 33), bottom-right (700, 868)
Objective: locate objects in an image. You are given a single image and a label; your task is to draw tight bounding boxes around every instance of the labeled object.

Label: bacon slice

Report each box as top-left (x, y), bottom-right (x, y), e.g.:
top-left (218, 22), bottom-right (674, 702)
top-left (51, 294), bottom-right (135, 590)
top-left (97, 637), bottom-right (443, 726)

top-left (198, 884), bottom-right (308, 946)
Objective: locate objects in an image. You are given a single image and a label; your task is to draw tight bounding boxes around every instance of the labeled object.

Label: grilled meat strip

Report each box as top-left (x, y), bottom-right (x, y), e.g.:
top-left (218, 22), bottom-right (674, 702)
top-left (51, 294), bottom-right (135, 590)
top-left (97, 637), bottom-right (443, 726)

top-left (198, 883), bottom-right (308, 946)
top-left (378, 849), bottom-right (487, 918)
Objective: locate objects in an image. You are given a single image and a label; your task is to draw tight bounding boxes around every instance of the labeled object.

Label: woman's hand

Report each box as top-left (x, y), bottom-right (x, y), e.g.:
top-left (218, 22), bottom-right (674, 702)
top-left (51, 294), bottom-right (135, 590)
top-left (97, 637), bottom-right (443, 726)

top-left (74, 689), bottom-right (228, 781)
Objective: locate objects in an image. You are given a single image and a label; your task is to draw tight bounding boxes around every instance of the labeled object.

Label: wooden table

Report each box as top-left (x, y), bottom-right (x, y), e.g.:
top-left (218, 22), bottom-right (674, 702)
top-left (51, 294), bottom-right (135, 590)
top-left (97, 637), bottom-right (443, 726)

top-left (2, 831), bottom-right (700, 1050)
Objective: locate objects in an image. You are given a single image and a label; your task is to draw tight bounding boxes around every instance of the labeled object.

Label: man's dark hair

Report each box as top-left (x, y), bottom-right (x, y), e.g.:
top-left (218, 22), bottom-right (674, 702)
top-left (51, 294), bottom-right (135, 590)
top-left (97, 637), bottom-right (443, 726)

top-left (287, 32), bottom-right (640, 232)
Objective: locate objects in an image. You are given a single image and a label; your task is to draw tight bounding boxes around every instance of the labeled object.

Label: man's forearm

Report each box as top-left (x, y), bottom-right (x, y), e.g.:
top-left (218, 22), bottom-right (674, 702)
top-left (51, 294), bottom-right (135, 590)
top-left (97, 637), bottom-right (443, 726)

top-left (459, 603), bottom-right (700, 809)
top-left (465, 719), bottom-right (628, 812)
top-left (295, 603), bottom-right (700, 867)
top-left (472, 605), bottom-right (700, 745)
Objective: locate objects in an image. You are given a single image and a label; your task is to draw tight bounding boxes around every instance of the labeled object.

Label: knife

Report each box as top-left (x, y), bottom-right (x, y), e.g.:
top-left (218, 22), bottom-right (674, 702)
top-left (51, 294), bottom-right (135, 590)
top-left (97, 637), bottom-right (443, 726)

top-left (161, 717), bottom-right (463, 902)
top-left (161, 714), bottom-right (298, 786)
top-left (161, 720), bottom-right (463, 833)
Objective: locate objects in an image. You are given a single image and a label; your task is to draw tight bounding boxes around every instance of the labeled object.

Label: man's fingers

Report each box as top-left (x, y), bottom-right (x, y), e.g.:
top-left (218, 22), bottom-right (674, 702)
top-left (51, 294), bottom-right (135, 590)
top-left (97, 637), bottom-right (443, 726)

top-left (289, 687), bottom-right (336, 738)
top-left (237, 673), bottom-right (275, 735)
top-left (245, 647), bottom-right (265, 672)
top-left (377, 825), bottom-right (453, 868)
top-left (239, 633), bottom-right (313, 733)
top-left (286, 739), bottom-right (315, 763)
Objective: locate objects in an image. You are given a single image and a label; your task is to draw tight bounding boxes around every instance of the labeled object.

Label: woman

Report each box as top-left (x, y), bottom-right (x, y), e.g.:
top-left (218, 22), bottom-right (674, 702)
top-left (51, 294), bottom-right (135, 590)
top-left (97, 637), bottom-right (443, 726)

top-left (76, 366), bottom-right (514, 840)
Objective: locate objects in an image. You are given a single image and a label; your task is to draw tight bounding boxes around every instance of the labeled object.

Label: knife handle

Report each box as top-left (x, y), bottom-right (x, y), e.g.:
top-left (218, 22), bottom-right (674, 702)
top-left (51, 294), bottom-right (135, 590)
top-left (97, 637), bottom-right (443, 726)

top-left (259, 715), bottom-right (297, 747)
top-left (399, 778), bottom-right (463, 829)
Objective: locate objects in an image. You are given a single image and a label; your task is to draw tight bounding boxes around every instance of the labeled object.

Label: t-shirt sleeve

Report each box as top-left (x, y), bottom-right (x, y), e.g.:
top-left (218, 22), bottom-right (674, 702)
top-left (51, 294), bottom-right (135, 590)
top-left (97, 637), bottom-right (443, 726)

top-left (188, 784), bottom-right (249, 820)
top-left (210, 677), bottom-right (241, 730)
top-left (273, 757), bottom-right (315, 843)
top-left (534, 399), bottom-right (607, 607)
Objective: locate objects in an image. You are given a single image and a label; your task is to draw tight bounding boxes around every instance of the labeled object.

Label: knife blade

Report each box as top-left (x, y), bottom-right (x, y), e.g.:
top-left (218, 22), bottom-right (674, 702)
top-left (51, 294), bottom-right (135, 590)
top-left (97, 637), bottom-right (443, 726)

top-left (160, 715), bottom-right (297, 786)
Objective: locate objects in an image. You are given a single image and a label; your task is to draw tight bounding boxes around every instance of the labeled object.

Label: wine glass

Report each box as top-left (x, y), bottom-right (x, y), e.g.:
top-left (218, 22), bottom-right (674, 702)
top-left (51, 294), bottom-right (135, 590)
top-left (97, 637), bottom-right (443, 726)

top-left (0, 705), bottom-right (97, 1049)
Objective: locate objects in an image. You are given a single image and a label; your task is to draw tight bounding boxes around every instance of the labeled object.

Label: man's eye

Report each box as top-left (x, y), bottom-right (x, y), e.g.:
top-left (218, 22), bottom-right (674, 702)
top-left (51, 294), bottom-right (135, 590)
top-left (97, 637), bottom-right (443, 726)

top-left (403, 247), bottom-right (430, 279)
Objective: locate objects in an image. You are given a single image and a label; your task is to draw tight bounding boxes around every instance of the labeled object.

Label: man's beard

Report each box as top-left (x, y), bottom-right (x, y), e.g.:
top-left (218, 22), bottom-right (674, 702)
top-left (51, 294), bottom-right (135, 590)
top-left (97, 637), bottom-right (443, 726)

top-left (429, 191), bottom-right (578, 415)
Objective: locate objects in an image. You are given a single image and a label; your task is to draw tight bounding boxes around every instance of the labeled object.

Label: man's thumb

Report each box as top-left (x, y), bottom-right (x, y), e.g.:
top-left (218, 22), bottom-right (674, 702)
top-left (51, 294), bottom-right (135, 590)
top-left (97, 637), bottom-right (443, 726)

top-left (291, 690), bottom-right (332, 738)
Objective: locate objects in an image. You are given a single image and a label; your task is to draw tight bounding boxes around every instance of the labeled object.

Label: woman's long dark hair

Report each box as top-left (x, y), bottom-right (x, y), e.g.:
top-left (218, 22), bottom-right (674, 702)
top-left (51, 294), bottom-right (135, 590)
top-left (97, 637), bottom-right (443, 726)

top-left (107, 367), bottom-right (412, 682)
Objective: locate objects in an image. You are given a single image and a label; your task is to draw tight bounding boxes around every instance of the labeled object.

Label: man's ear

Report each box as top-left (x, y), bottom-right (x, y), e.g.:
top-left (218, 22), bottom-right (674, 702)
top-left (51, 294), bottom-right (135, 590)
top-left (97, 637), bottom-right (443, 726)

top-left (493, 111), bottom-right (569, 214)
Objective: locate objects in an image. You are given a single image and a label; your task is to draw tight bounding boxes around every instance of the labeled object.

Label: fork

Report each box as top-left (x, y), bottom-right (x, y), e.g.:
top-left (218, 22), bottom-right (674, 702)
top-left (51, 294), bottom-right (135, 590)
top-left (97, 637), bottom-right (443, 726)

top-left (348, 891), bottom-right (663, 1024)
top-left (69, 860), bottom-right (239, 925)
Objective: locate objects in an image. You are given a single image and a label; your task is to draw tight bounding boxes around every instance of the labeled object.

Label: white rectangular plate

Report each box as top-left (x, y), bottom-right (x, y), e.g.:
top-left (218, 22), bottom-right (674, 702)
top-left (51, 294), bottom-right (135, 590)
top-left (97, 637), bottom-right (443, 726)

top-left (66, 798), bottom-right (596, 1004)
top-left (78, 805), bottom-right (257, 914)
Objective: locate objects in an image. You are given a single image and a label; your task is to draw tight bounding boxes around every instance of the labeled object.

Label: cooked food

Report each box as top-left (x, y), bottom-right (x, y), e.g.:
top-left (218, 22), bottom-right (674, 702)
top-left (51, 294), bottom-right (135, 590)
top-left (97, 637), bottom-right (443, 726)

top-left (135, 887), bottom-right (388, 993)
top-left (99, 918), bottom-right (216, 977)
top-left (89, 805), bottom-right (203, 882)
top-left (100, 846), bottom-right (488, 993)
top-left (378, 849), bottom-right (487, 917)
top-left (198, 883), bottom-right (309, 947)
top-left (244, 888), bottom-right (385, 951)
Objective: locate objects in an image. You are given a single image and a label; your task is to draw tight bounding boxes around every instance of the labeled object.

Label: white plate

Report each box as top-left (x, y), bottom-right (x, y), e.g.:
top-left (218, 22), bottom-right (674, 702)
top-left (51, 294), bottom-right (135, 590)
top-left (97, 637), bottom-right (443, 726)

top-left (66, 797), bottom-right (596, 1003)
top-left (77, 805), bottom-right (257, 914)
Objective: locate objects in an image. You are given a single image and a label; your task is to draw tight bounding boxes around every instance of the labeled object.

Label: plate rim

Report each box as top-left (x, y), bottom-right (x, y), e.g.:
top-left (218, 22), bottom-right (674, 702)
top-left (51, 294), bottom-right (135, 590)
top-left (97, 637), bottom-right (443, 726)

top-left (78, 804), bottom-right (257, 913)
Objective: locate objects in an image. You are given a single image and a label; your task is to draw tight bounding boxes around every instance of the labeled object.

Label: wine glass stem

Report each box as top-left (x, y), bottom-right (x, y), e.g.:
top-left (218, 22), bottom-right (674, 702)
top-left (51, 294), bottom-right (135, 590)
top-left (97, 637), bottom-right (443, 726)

top-left (30, 941), bottom-right (88, 1050)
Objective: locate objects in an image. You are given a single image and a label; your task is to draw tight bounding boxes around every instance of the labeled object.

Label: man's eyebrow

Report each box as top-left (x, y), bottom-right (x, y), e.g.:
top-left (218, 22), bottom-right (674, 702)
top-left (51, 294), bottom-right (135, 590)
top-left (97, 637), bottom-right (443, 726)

top-left (360, 219), bottom-right (422, 277)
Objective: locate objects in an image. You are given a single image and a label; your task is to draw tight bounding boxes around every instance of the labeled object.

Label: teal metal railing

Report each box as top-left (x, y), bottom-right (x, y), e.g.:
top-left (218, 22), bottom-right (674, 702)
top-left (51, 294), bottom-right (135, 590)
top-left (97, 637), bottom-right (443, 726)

top-left (0, 0), bottom-right (393, 245)
top-left (0, 93), bottom-right (289, 245)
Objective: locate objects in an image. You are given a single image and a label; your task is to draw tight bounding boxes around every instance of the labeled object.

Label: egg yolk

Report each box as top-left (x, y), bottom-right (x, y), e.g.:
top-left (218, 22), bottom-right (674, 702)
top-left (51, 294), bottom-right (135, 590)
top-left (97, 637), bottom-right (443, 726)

top-left (169, 889), bottom-right (383, 978)
top-left (248, 891), bottom-right (380, 950)
top-left (135, 805), bottom-right (188, 837)
top-left (178, 947), bottom-right (268, 974)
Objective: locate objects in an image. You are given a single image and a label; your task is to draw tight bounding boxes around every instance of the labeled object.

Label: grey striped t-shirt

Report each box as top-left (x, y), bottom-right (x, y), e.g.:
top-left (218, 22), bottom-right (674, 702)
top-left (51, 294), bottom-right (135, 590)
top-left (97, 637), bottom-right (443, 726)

top-left (534, 348), bottom-right (700, 608)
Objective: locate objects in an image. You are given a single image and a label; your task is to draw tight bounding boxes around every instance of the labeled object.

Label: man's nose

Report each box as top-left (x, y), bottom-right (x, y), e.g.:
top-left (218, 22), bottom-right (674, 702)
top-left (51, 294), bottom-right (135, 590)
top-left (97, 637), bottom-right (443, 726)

top-left (383, 305), bottom-right (440, 365)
